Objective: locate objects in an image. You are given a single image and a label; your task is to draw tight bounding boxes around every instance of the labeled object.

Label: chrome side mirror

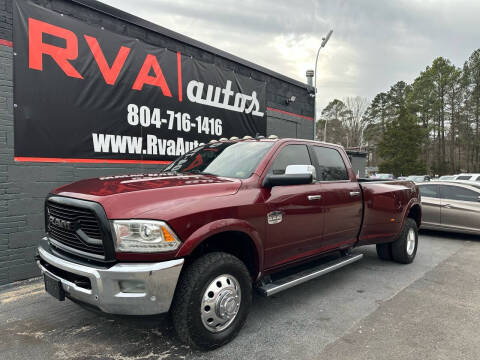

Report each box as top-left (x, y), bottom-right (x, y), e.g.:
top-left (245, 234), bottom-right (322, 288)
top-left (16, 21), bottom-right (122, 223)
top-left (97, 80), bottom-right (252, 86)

top-left (285, 165), bottom-right (316, 180)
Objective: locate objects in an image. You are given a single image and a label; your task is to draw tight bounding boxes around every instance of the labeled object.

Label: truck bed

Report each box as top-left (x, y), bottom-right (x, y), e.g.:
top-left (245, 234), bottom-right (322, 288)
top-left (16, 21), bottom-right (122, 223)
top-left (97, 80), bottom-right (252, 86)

top-left (357, 180), bottom-right (418, 246)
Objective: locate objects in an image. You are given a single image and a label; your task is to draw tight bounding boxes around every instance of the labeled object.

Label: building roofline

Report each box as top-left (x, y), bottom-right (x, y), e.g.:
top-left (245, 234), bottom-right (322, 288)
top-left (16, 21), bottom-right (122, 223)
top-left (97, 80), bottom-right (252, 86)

top-left (71, 0), bottom-right (313, 91)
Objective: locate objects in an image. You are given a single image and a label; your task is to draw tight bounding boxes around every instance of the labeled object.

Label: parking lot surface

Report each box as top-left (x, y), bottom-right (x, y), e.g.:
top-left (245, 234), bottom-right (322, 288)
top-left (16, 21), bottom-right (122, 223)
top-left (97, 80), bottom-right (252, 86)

top-left (0, 231), bottom-right (479, 360)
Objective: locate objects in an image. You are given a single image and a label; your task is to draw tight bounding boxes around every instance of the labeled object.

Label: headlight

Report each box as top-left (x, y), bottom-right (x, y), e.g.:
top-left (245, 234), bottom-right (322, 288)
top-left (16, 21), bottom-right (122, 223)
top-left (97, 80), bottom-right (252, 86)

top-left (112, 220), bottom-right (181, 253)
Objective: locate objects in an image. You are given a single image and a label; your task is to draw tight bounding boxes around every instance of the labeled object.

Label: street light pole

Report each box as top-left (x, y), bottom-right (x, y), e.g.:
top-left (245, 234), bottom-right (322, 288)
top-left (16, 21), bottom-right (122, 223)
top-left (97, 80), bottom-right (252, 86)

top-left (312, 29), bottom-right (333, 141)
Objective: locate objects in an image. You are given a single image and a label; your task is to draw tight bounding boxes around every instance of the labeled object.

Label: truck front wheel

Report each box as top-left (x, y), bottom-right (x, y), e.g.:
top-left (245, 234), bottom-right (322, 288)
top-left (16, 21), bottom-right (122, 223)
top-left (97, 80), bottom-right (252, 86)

top-left (170, 252), bottom-right (252, 350)
top-left (391, 218), bottom-right (418, 264)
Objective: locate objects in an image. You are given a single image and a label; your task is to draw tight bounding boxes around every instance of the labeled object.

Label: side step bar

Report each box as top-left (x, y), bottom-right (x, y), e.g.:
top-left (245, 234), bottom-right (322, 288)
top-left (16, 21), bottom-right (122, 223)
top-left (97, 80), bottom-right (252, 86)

top-left (258, 253), bottom-right (364, 296)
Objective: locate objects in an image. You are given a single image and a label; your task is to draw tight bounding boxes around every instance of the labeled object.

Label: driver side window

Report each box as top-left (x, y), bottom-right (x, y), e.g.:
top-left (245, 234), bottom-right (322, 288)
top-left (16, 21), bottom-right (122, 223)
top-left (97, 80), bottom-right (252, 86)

top-left (269, 145), bottom-right (312, 175)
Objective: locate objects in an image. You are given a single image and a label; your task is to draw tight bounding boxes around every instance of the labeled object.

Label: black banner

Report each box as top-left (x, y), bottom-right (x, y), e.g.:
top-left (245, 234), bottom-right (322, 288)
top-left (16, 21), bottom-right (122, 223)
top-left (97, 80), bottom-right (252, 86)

top-left (13, 0), bottom-right (266, 163)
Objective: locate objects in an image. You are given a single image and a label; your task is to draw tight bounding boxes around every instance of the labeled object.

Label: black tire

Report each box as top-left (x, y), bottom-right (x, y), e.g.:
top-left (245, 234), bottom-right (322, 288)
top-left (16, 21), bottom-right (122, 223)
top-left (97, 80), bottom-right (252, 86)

top-left (391, 218), bottom-right (418, 264)
top-left (170, 252), bottom-right (252, 350)
top-left (376, 243), bottom-right (392, 261)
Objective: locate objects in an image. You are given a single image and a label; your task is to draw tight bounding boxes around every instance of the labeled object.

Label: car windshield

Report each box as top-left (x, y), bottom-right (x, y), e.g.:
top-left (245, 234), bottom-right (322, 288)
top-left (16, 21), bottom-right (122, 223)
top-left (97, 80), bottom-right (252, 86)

top-left (164, 141), bottom-right (275, 179)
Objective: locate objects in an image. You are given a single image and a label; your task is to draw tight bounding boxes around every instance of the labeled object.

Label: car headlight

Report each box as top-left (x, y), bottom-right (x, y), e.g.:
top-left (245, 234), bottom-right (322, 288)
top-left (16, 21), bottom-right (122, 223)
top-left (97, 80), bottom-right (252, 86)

top-left (112, 220), bottom-right (181, 253)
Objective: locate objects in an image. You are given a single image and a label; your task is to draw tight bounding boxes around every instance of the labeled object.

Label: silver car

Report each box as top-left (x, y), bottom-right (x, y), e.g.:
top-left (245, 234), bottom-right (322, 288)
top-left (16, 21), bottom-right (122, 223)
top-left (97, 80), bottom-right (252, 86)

top-left (418, 181), bottom-right (480, 235)
top-left (453, 173), bottom-right (480, 181)
top-left (407, 175), bottom-right (431, 183)
top-left (438, 175), bottom-right (454, 181)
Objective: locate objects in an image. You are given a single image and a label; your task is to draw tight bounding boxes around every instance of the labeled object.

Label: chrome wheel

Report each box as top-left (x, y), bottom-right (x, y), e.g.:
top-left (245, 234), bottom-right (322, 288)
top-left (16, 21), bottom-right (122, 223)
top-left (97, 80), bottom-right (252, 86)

top-left (200, 274), bottom-right (241, 333)
top-left (406, 228), bottom-right (416, 255)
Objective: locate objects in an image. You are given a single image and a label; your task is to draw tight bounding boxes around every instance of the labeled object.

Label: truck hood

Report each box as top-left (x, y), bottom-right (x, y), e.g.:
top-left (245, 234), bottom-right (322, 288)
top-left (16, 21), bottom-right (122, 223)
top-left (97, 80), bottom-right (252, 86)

top-left (52, 172), bottom-right (242, 220)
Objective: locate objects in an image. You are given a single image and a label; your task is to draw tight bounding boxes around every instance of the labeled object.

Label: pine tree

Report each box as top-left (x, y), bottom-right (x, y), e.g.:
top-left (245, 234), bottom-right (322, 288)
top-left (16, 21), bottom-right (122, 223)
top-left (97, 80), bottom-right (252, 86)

top-left (378, 107), bottom-right (426, 176)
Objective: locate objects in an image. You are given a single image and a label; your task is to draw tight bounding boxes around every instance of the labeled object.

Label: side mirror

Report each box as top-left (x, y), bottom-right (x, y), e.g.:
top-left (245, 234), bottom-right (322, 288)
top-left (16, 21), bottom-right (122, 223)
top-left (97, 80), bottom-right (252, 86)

top-left (285, 164), bottom-right (317, 179)
top-left (263, 164), bottom-right (314, 187)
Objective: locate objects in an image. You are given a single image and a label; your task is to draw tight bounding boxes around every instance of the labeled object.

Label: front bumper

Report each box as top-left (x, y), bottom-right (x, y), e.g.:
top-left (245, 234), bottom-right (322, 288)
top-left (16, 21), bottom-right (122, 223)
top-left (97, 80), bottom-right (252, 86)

top-left (37, 244), bottom-right (184, 315)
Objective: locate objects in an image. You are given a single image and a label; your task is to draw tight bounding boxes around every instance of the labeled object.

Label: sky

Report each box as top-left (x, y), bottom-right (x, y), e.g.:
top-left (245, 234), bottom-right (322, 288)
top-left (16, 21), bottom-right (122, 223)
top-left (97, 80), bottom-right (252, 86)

top-left (102, 0), bottom-right (480, 114)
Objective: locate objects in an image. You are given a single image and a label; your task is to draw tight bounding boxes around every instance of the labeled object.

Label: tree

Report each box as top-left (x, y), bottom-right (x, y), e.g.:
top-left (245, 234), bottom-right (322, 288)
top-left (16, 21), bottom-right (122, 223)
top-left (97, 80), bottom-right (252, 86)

top-left (316, 99), bottom-right (348, 145)
top-left (363, 82), bottom-right (410, 166)
top-left (464, 49), bottom-right (480, 171)
top-left (409, 66), bottom-right (436, 170)
top-left (317, 97), bottom-right (369, 148)
top-left (410, 58), bottom-right (458, 174)
top-left (363, 93), bottom-right (389, 166)
top-left (378, 107), bottom-right (426, 176)
top-left (343, 96), bottom-right (369, 148)
top-left (445, 67), bottom-right (462, 172)
top-left (364, 92), bottom-right (389, 138)
top-left (322, 48), bottom-right (480, 175)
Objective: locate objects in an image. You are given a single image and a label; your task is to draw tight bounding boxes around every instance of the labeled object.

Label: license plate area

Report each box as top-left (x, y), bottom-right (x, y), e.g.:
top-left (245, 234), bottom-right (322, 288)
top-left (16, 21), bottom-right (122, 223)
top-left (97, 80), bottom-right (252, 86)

top-left (44, 273), bottom-right (65, 301)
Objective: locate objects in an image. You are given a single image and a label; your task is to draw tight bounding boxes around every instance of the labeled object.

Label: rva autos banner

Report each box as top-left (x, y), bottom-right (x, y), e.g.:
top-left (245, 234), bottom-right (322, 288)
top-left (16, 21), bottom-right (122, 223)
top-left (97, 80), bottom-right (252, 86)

top-left (13, 0), bottom-right (267, 163)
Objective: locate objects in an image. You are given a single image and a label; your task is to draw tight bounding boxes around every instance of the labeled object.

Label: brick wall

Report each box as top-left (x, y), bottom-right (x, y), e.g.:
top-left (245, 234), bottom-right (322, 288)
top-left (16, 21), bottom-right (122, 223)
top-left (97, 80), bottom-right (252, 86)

top-left (0, 0), bottom-right (313, 285)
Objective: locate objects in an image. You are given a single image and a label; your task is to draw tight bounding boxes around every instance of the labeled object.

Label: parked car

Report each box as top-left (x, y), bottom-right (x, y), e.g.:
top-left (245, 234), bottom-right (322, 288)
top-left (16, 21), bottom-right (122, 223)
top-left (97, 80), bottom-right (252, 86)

top-left (37, 138), bottom-right (421, 349)
top-left (372, 173), bottom-right (394, 180)
top-left (452, 173), bottom-right (480, 181)
top-left (418, 181), bottom-right (480, 235)
top-left (438, 175), bottom-right (455, 181)
top-left (406, 175), bottom-right (431, 183)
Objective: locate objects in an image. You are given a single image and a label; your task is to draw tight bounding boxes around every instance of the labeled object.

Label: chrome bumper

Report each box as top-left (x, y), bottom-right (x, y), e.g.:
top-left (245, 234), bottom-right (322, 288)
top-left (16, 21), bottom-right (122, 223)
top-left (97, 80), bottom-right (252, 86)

top-left (37, 245), bottom-right (184, 315)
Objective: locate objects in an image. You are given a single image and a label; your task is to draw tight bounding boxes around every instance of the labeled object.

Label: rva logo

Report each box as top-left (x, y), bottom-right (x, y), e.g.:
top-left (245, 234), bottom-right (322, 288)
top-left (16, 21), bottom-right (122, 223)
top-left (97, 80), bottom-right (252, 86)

top-left (187, 80), bottom-right (264, 117)
top-left (27, 17), bottom-right (264, 117)
top-left (28, 18), bottom-right (173, 96)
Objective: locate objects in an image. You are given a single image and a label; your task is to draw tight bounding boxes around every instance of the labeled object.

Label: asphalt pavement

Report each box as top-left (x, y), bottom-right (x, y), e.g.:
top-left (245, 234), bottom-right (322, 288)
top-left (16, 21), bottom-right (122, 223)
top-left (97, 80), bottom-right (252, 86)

top-left (0, 230), bottom-right (478, 360)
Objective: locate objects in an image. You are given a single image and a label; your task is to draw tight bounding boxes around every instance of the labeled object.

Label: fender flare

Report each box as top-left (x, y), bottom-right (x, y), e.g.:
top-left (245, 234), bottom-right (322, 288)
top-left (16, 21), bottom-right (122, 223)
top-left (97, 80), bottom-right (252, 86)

top-left (175, 218), bottom-right (264, 279)
top-left (401, 198), bottom-right (422, 228)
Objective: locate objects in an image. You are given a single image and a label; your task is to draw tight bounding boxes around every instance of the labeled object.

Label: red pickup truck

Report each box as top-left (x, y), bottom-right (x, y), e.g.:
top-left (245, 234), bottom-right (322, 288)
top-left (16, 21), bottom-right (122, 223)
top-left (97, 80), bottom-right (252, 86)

top-left (37, 138), bottom-right (421, 349)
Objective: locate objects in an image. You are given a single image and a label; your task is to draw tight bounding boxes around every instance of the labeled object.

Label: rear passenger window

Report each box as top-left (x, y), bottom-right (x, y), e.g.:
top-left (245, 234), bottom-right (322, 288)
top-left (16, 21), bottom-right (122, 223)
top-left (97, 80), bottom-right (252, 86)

top-left (456, 175), bottom-right (472, 180)
top-left (312, 146), bottom-right (349, 181)
top-left (439, 185), bottom-right (479, 202)
top-left (419, 185), bottom-right (439, 198)
top-left (269, 145), bottom-right (312, 175)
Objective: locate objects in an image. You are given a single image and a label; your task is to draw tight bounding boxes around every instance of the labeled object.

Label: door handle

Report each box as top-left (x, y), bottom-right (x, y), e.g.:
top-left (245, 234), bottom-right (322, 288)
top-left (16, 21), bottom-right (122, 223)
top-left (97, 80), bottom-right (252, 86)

top-left (349, 191), bottom-right (361, 197)
top-left (308, 195), bottom-right (322, 201)
top-left (442, 204), bottom-right (452, 209)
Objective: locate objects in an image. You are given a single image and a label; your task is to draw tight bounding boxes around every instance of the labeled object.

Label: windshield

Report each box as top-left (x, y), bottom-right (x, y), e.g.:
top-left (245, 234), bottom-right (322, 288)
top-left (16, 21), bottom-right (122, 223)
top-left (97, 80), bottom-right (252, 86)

top-left (164, 141), bottom-right (275, 179)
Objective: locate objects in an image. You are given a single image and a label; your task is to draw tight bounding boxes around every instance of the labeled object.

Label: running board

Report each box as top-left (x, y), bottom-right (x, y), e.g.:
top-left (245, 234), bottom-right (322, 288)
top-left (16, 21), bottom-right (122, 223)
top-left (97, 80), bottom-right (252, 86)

top-left (258, 253), bottom-right (364, 296)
